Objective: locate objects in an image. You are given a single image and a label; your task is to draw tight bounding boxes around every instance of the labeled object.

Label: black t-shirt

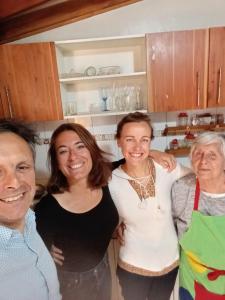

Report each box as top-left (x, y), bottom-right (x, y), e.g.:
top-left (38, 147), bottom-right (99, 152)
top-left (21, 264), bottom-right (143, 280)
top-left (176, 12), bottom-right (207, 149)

top-left (35, 185), bottom-right (119, 272)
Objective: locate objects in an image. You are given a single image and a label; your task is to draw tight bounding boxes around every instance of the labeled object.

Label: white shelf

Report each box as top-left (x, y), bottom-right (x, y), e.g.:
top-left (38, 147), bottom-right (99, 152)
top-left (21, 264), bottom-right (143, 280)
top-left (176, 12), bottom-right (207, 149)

top-left (59, 72), bottom-right (146, 84)
top-left (64, 110), bottom-right (148, 119)
top-left (55, 34), bottom-right (145, 51)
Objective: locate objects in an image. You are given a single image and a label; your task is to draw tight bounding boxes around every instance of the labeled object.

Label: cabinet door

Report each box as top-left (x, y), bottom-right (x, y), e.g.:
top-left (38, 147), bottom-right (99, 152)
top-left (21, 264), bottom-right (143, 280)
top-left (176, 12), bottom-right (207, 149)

top-left (147, 29), bottom-right (208, 112)
top-left (207, 27), bottom-right (225, 107)
top-left (0, 42), bottom-right (63, 122)
top-left (0, 46), bottom-right (12, 118)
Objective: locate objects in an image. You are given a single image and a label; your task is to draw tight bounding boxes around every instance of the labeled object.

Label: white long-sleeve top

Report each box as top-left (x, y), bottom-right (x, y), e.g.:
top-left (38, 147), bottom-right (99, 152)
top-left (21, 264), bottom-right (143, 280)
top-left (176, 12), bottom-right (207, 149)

top-left (109, 161), bottom-right (189, 276)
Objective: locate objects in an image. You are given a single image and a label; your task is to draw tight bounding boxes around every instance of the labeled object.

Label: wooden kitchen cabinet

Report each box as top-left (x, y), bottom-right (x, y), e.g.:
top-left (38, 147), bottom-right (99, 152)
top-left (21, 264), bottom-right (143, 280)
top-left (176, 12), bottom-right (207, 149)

top-left (207, 27), bottom-right (225, 107)
top-left (146, 29), bottom-right (208, 112)
top-left (0, 42), bottom-right (63, 122)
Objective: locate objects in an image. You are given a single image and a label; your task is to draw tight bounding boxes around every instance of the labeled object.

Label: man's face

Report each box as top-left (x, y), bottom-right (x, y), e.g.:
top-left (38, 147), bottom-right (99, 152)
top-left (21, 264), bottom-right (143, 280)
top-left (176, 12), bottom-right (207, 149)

top-left (0, 133), bottom-right (35, 232)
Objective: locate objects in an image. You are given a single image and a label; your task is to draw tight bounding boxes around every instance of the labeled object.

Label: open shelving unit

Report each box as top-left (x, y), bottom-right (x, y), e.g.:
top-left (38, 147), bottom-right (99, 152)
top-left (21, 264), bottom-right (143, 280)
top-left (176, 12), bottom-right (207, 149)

top-left (163, 123), bottom-right (225, 157)
top-left (55, 35), bottom-right (147, 118)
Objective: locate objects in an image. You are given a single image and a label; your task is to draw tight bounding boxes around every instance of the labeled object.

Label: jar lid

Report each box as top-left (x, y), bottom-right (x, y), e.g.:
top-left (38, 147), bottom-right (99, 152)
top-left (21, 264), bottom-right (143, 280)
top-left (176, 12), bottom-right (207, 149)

top-left (185, 133), bottom-right (195, 140)
top-left (171, 138), bottom-right (178, 144)
top-left (178, 112), bottom-right (188, 117)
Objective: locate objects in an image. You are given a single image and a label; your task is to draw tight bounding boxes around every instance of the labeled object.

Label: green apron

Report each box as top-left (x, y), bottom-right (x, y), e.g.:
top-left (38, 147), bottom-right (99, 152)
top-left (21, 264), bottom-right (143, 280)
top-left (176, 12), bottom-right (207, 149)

top-left (179, 179), bottom-right (225, 300)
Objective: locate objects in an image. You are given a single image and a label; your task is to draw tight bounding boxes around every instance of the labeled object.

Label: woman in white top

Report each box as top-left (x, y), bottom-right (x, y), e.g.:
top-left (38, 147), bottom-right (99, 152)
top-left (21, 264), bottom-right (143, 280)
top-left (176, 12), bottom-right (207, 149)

top-left (109, 112), bottom-right (190, 300)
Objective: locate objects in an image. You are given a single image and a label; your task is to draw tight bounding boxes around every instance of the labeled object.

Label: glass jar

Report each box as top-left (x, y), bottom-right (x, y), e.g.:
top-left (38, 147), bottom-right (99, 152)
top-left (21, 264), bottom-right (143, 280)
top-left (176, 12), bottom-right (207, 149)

top-left (177, 112), bottom-right (188, 126)
top-left (190, 114), bottom-right (199, 126)
top-left (217, 114), bottom-right (224, 125)
top-left (170, 139), bottom-right (179, 150)
top-left (185, 133), bottom-right (195, 147)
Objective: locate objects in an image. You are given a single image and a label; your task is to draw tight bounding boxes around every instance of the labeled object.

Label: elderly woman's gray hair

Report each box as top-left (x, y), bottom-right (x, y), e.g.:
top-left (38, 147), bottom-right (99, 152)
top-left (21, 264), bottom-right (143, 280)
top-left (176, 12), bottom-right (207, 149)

top-left (190, 131), bottom-right (225, 160)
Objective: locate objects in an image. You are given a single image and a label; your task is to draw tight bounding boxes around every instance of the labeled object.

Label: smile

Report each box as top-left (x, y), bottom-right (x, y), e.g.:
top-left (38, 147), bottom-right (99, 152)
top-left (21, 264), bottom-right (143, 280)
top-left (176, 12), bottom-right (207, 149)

top-left (130, 153), bottom-right (142, 157)
top-left (69, 163), bottom-right (84, 169)
top-left (0, 193), bottom-right (24, 203)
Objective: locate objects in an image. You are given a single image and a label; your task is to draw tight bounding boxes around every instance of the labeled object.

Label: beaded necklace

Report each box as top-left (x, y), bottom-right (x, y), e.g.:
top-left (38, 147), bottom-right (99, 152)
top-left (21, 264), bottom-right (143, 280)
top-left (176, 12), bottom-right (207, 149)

top-left (123, 159), bottom-right (156, 208)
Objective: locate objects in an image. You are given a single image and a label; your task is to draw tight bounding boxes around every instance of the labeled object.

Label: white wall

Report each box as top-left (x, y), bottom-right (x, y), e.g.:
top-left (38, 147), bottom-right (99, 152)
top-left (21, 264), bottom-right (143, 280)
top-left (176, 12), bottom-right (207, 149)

top-left (16, 0), bottom-right (225, 43)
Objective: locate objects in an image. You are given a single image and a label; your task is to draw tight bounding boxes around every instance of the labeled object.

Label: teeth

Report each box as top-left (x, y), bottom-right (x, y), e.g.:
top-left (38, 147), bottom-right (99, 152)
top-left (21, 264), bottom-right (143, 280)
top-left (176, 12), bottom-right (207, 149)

top-left (131, 153), bottom-right (142, 157)
top-left (70, 163), bottom-right (83, 169)
top-left (0, 193), bottom-right (23, 203)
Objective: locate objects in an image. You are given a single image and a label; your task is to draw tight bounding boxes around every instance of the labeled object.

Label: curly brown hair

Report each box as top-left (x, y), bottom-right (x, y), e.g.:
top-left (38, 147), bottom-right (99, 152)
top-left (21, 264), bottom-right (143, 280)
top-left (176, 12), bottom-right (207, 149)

top-left (47, 123), bottom-right (112, 194)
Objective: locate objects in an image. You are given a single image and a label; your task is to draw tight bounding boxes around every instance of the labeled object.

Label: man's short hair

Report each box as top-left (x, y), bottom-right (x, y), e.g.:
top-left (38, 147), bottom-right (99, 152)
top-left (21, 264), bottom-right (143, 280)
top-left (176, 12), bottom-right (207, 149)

top-left (0, 119), bottom-right (39, 159)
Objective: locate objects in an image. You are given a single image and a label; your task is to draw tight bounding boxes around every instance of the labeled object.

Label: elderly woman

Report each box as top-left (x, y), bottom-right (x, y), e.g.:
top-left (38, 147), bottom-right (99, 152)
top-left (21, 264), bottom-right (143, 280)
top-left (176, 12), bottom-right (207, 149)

top-left (172, 132), bottom-right (225, 300)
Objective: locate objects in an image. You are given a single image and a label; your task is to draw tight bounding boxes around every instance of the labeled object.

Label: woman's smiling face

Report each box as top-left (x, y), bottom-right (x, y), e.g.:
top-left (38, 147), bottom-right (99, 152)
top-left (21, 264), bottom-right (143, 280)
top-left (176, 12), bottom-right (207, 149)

top-left (117, 121), bottom-right (152, 166)
top-left (191, 142), bottom-right (225, 181)
top-left (55, 130), bottom-right (93, 185)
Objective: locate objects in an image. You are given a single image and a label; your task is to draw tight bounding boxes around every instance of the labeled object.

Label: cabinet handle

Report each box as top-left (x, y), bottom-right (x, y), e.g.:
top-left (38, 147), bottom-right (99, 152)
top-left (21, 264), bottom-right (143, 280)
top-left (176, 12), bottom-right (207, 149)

top-left (4, 87), bottom-right (13, 118)
top-left (217, 67), bottom-right (222, 104)
top-left (0, 92), bottom-right (4, 114)
top-left (196, 72), bottom-right (200, 107)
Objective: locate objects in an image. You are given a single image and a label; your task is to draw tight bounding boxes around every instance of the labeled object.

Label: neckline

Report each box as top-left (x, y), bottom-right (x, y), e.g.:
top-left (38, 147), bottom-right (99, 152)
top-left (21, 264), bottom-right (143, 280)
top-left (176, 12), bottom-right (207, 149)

top-left (121, 158), bottom-right (155, 179)
top-left (51, 191), bottom-right (104, 215)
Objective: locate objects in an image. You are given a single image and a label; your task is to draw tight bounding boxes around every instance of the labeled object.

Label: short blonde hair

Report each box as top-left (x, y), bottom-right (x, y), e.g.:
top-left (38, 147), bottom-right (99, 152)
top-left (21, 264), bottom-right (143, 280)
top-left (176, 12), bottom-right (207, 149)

top-left (190, 131), bottom-right (225, 160)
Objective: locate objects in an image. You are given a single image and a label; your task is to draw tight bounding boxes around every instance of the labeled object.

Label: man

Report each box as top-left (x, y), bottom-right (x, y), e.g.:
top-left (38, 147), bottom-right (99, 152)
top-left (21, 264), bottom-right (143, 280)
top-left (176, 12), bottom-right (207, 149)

top-left (0, 119), bottom-right (61, 300)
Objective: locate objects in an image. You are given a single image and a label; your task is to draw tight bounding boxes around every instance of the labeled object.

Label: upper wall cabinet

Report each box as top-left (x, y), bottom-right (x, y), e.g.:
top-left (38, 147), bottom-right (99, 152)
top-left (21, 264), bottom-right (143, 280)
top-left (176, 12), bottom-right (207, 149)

top-left (146, 29), bottom-right (208, 112)
top-left (0, 42), bottom-right (63, 122)
top-left (207, 27), bottom-right (225, 107)
top-left (55, 35), bottom-right (147, 118)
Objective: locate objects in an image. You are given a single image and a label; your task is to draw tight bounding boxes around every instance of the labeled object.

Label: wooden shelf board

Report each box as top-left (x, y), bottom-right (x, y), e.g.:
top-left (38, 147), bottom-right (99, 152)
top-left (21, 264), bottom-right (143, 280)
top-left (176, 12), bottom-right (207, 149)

top-left (163, 124), bottom-right (225, 136)
top-left (165, 147), bottom-right (190, 157)
top-left (55, 34), bottom-right (145, 51)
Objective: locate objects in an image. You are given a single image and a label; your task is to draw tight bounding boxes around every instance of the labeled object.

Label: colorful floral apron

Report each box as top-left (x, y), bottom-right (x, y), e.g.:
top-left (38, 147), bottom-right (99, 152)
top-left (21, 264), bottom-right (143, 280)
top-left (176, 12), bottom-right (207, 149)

top-left (179, 179), bottom-right (225, 300)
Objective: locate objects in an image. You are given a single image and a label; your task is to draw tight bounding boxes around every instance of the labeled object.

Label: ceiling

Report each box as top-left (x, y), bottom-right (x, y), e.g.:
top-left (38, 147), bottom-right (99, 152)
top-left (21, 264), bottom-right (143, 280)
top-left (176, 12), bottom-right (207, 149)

top-left (0, 0), bottom-right (141, 44)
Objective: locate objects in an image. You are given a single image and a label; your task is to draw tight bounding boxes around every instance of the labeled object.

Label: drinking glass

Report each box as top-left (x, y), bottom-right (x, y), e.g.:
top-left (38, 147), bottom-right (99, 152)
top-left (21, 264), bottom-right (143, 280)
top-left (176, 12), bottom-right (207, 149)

top-left (100, 88), bottom-right (109, 111)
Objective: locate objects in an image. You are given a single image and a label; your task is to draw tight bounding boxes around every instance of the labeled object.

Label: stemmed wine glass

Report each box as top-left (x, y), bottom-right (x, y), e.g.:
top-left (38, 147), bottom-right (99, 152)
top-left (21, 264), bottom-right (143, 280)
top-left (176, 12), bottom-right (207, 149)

top-left (100, 88), bottom-right (109, 111)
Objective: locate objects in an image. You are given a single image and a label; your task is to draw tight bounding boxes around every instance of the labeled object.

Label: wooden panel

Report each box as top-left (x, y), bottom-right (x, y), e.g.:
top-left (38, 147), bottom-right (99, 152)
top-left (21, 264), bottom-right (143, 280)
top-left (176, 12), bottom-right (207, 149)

top-left (147, 32), bottom-right (173, 112)
top-left (0, 0), bottom-right (49, 19)
top-left (0, 0), bottom-right (141, 44)
top-left (2, 42), bottom-right (63, 121)
top-left (147, 29), bottom-right (208, 112)
top-left (207, 27), bottom-right (225, 107)
top-left (172, 29), bottom-right (208, 111)
top-left (0, 46), bottom-right (11, 118)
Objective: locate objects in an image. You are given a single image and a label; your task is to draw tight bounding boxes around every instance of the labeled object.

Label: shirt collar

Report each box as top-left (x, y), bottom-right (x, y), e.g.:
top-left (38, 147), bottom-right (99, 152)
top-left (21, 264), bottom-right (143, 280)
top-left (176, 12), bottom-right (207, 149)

top-left (0, 209), bottom-right (35, 248)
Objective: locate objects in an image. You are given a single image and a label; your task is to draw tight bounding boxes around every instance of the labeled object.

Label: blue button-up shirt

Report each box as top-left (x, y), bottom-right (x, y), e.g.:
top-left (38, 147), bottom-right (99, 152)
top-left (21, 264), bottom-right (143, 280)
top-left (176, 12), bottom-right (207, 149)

top-left (0, 209), bottom-right (61, 300)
